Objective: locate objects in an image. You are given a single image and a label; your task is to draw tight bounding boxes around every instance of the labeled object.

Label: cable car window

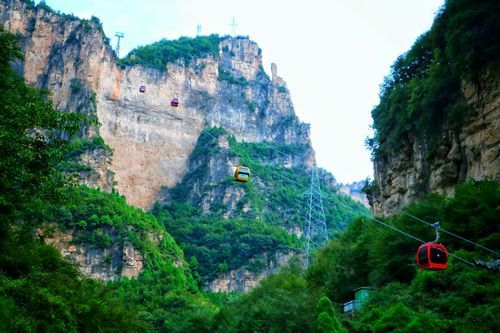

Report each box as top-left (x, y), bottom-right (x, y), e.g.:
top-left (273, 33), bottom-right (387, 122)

top-left (418, 247), bottom-right (429, 265)
top-left (429, 247), bottom-right (447, 264)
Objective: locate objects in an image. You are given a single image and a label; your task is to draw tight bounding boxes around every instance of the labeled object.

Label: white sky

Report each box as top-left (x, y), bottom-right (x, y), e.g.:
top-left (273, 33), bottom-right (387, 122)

top-left (40, 0), bottom-right (444, 183)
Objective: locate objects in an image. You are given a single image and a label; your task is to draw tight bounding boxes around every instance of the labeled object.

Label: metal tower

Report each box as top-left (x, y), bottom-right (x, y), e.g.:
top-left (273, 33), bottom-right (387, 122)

top-left (303, 166), bottom-right (329, 264)
top-left (229, 16), bottom-right (238, 35)
top-left (115, 32), bottom-right (124, 58)
top-left (196, 24), bottom-right (202, 36)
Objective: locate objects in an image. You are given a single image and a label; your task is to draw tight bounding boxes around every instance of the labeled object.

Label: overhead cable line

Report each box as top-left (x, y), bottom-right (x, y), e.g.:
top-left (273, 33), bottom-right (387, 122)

top-left (337, 200), bottom-right (475, 267)
top-left (201, 128), bottom-right (477, 267)
top-left (365, 193), bottom-right (499, 256)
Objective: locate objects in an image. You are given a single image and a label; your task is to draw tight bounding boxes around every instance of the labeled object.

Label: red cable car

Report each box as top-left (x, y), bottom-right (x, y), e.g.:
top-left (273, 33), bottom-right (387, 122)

top-left (139, 85), bottom-right (146, 93)
top-left (416, 243), bottom-right (448, 270)
top-left (171, 98), bottom-right (179, 107)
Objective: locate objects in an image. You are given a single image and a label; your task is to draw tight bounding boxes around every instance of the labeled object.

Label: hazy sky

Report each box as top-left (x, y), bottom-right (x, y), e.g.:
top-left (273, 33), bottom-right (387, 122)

top-left (39, 0), bottom-right (444, 183)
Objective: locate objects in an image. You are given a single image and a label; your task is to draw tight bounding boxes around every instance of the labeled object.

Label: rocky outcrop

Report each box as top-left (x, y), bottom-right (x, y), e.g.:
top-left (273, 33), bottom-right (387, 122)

top-left (207, 251), bottom-right (295, 292)
top-left (338, 181), bottom-right (369, 208)
top-left (371, 75), bottom-right (500, 216)
top-left (0, 0), bottom-right (314, 210)
top-left (43, 227), bottom-right (144, 281)
top-left (164, 129), bottom-right (313, 220)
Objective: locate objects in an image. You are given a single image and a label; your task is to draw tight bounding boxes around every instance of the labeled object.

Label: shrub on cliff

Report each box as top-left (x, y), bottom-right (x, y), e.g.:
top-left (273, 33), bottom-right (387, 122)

top-left (120, 34), bottom-right (221, 70)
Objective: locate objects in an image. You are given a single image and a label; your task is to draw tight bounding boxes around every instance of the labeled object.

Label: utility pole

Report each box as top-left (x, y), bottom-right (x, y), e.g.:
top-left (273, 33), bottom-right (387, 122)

top-left (115, 32), bottom-right (124, 58)
top-left (196, 24), bottom-right (202, 36)
top-left (229, 16), bottom-right (238, 35)
top-left (303, 166), bottom-right (329, 265)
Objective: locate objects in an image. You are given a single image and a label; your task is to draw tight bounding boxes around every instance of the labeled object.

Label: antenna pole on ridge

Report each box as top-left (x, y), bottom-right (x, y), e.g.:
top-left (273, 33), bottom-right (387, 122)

top-left (229, 16), bottom-right (238, 35)
top-left (115, 32), bottom-right (124, 58)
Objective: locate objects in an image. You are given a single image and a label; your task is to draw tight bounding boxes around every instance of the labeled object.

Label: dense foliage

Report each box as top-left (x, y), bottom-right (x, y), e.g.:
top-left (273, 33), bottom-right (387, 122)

top-left (3, 0), bottom-right (499, 330)
top-left (153, 202), bottom-right (300, 282)
top-left (217, 263), bottom-right (318, 332)
top-left (120, 34), bottom-right (222, 70)
top-left (368, 0), bottom-right (500, 158)
top-left (0, 234), bottom-right (147, 332)
top-left (0, 29), bottom-right (82, 225)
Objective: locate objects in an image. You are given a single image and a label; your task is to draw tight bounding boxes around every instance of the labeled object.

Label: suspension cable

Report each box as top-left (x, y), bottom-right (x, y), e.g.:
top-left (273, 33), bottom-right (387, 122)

top-left (333, 195), bottom-right (475, 266)
top-left (364, 193), bottom-right (499, 256)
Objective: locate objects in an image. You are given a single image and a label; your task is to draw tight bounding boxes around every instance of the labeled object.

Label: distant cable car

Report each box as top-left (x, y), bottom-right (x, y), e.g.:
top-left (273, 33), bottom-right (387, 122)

top-left (234, 166), bottom-right (250, 182)
top-left (416, 222), bottom-right (448, 270)
top-left (171, 98), bottom-right (179, 107)
top-left (139, 84), bottom-right (146, 93)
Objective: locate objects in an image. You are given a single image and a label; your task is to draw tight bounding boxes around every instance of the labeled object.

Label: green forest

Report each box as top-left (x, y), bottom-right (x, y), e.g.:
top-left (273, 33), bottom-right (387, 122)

top-left (1, 0), bottom-right (499, 331)
top-left (120, 34), bottom-right (222, 69)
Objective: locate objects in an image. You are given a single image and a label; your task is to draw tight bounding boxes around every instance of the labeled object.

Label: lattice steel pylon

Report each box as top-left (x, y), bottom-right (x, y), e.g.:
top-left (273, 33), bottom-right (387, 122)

top-left (303, 166), bottom-right (329, 265)
top-left (115, 32), bottom-right (124, 58)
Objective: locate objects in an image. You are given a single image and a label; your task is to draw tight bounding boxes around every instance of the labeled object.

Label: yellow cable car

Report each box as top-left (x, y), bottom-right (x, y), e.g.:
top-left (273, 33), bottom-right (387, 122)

top-left (234, 166), bottom-right (250, 182)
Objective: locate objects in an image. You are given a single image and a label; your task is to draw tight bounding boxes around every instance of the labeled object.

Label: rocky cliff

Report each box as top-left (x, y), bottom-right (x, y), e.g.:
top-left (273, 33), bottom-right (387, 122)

top-left (0, 0), bottom-right (314, 210)
top-left (42, 227), bottom-right (144, 281)
top-left (207, 251), bottom-right (295, 293)
top-left (371, 80), bottom-right (499, 216)
top-left (338, 181), bottom-right (369, 208)
top-left (367, 0), bottom-right (499, 216)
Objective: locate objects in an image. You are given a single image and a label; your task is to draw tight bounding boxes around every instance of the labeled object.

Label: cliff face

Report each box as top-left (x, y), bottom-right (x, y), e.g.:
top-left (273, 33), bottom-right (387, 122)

top-left (0, 0), bottom-right (314, 210)
top-left (207, 251), bottom-right (294, 293)
top-left (338, 181), bottom-right (369, 208)
top-left (43, 227), bottom-right (144, 280)
top-left (164, 129), bottom-right (313, 220)
top-left (371, 76), bottom-right (499, 216)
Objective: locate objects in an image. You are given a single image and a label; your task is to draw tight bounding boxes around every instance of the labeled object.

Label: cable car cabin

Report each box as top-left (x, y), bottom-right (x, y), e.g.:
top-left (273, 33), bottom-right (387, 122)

top-left (234, 166), bottom-right (250, 182)
top-left (416, 243), bottom-right (448, 270)
top-left (171, 98), bottom-right (179, 107)
top-left (139, 85), bottom-right (146, 93)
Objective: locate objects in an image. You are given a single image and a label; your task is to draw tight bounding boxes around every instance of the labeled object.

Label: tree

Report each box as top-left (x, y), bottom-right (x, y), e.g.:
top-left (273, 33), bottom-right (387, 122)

top-left (0, 27), bottom-right (82, 232)
top-left (315, 296), bottom-right (346, 333)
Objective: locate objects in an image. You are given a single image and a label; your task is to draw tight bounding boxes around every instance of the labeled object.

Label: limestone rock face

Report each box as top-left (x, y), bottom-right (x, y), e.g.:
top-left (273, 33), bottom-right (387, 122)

top-left (1, 0), bottom-right (314, 210)
top-left (163, 131), bottom-right (314, 220)
top-left (338, 181), bottom-right (369, 208)
top-left (43, 228), bottom-right (144, 281)
top-left (206, 251), bottom-right (295, 293)
top-left (371, 75), bottom-right (500, 216)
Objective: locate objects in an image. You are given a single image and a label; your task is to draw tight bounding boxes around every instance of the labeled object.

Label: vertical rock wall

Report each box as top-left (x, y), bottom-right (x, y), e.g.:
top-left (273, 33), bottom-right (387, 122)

top-left (371, 75), bottom-right (500, 216)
